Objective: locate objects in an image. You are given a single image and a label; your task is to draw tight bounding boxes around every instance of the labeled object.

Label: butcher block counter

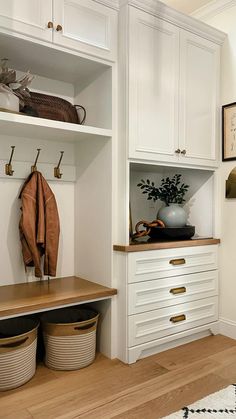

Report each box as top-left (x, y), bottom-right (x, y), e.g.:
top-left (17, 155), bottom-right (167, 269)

top-left (113, 238), bottom-right (220, 252)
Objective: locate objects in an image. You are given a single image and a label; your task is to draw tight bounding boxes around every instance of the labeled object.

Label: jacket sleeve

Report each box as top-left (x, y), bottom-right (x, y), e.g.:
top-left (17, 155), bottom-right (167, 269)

top-left (44, 195), bottom-right (60, 277)
top-left (20, 193), bottom-right (43, 278)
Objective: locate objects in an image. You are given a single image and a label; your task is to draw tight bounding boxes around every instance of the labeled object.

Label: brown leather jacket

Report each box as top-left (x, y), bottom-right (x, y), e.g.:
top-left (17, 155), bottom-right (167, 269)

top-left (19, 171), bottom-right (60, 278)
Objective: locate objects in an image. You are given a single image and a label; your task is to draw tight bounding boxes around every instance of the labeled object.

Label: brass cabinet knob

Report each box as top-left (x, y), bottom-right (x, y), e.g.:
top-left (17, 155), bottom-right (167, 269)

top-left (175, 149), bottom-right (181, 154)
top-left (181, 149), bottom-right (187, 155)
top-left (56, 24), bottom-right (63, 32)
top-left (47, 21), bottom-right (53, 29)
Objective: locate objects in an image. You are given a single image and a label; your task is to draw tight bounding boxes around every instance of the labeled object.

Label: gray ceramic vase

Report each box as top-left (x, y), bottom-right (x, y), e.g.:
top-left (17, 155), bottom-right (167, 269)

top-left (157, 203), bottom-right (187, 228)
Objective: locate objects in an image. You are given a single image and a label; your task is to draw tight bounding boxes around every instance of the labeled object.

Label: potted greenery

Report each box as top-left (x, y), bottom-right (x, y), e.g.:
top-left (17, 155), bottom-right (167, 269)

top-left (137, 174), bottom-right (189, 227)
top-left (0, 58), bottom-right (33, 112)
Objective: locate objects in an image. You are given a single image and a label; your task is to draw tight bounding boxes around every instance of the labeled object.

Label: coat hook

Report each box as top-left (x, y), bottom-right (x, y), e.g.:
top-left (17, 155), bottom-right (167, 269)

top-left (31, 149), bottom-right (41, 173)
top-left (54, 151), bottom-right (64, 179)
top-left (5, 146), bottom-right (15, 176)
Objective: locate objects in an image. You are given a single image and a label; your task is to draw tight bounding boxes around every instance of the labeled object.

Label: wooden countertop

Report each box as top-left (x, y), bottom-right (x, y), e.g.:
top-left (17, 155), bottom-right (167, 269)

top-left (0, 276), bottom-right (117, 318)
top-left (113, 238), bottom-right (220, 252)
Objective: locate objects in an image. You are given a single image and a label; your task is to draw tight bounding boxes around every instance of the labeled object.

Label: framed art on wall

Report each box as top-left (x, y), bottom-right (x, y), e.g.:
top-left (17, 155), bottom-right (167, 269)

top-left (222, 102), bottom-right (236, 161)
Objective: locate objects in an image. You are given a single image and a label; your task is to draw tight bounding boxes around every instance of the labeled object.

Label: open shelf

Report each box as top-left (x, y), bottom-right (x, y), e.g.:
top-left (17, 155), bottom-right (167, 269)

top-left (0, 32), bottom-right (109, 86)
top-left (0, 111), bottom-right (112, 142)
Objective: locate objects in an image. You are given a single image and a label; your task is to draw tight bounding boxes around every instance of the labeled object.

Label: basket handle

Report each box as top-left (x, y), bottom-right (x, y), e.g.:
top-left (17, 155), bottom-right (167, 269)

top-left (74, 321), bottom-right (97, 331)
top-left (0, 336), bottom-right (28, 348)
top-left (74, 105), bottom-right (86, 125)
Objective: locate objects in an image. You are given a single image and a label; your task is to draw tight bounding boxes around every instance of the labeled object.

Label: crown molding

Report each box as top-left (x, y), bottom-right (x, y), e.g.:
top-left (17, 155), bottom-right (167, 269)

top-left (94, 0), bottom-right (119, 10)
top-left (191, 0), bottom-right (236, 22)
top-left (119, 0), bottom-right (226, 45)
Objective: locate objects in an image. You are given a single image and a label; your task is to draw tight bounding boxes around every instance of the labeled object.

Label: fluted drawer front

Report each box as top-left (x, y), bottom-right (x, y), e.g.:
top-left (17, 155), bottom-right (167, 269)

top-left (128, 245), bottom-right (218, 284)
top-left (128, 270), bottom-right (218, 315)
top-left (128, 296), bottom-right (218, 347)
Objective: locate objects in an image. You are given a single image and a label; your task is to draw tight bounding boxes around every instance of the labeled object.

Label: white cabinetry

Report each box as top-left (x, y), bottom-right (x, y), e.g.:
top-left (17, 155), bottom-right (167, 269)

top-left (115, 244), bottom-right (219, 364)
top-left (126, 5), bottom-right (223, 168)
top-left (54, 0), bottom-right (117, 61)
top-left (0, 0), bottom-right (52, 41)
top-left (0, 0), bottom-right (117, 359)
top-left (179, 31), bottom-right (219, 166)
top-left (0, 0), bottom-right (117, 61)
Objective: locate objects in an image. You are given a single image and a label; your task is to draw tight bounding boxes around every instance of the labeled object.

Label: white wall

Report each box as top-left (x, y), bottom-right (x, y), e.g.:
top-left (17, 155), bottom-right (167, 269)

top-left (0, 135), bottom-right (75, 285)
top-left (201, 7), bottom-right (236, 323)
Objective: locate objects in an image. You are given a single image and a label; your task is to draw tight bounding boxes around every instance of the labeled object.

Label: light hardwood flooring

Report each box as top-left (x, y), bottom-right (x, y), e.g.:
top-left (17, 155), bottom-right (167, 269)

top-left (1, 335), bottom-right (236, 418)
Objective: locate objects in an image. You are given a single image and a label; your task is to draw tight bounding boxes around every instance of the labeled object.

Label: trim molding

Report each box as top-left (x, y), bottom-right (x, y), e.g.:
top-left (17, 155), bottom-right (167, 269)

top-left (119, 0), bottom-right (226, 45)
top-left (191, 0), bottom-right (236, 22)
top-left (94, 0), bottom-right (119, 10)
top-left (219, 317), bottom-right (236, 339)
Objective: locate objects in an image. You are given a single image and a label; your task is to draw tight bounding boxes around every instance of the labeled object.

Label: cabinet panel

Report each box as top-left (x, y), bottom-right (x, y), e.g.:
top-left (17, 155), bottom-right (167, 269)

top-left (129, 8), bottom-right (179, 162)
top-left (53, 0), bottom-right (117, 61)
top-left (179, 31), bottom-right (220, 165)
top-left (128, 246), bottom-right (218, 283)
top-left (0, 0), bottom-right (52, 41)
top-left (128, 270), bottom-right (218, 315)
top-left (128, 296), bottom-right (218, 347)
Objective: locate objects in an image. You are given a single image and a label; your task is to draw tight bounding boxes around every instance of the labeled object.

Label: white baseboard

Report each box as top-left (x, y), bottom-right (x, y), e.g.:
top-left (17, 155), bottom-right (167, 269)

top-left (219, 317), bottom-right (236, 339)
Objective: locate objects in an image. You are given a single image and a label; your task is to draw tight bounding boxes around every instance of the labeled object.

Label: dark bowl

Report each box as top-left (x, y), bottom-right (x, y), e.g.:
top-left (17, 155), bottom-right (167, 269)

top-left (148, 225), bottom-right (195, 240)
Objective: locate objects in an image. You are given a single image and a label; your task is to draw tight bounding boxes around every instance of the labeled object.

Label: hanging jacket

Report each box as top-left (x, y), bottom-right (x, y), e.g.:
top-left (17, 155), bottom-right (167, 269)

top-left (19, 171), bottom-right (60, 278)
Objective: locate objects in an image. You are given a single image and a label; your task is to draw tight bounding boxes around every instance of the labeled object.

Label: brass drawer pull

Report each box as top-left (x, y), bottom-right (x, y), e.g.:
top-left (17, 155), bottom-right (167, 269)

top-left (170, 314), bottom-right (186, 323)
top-left (170, 286), bottom-right (186, 295)
top-left (169, 258), bottom-right (186, 266)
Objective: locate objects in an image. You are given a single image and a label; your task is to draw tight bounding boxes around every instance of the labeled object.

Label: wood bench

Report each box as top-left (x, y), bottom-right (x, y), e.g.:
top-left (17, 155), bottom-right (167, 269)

top-left (0, 276), bottom-right (117, 319)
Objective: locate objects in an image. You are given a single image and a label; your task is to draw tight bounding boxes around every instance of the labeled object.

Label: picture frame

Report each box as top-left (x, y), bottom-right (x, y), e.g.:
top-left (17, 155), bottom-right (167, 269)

top-left (222, 102), bottom-right (236, 161)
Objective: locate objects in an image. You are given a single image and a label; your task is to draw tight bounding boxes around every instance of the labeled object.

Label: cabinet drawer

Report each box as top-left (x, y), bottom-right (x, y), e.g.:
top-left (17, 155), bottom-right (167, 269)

top-left (53, 0), bottom-right (117, 61)
top-left (128, 270), bottom-right (218, 315)
top-left (128, 296), bottom-right (218, 347)
top-left (128, 245), bottom-right (218, 283)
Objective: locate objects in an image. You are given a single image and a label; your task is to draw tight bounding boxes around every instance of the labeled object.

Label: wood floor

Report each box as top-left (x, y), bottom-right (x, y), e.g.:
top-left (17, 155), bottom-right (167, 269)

top-left (1, 335), bottom-right (236, 418)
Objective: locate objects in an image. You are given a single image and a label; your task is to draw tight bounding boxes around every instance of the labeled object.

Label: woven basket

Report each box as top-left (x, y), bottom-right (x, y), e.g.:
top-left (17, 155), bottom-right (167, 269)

top-left (22, 92), bottom-right (86, 124)
top-left (41, 308), bottom-right (99, 371)
top-left (0, 317), bottom-right (39, 391)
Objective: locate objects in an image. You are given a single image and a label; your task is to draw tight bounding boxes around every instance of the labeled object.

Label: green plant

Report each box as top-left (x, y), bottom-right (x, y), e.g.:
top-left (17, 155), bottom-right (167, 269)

top-left (137, 174), bottom-right (189, 206)
top-left (0, 58), bottom-right (33, 104)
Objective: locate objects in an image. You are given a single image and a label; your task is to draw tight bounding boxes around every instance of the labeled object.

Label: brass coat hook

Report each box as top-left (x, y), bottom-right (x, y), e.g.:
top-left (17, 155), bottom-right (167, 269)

top-left (5, 146), bottom-right (15, 176)
top-left (31, 149), bottom-right (41, 173)
top-left (54, 151), bottom-right (64, 179)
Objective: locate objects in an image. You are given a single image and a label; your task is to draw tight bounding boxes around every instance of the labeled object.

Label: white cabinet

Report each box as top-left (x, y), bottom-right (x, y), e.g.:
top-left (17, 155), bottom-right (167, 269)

top-left (129, 9), bottom-right (179, 163)
top-left (53, 0), bottom-right (117, 61)
top-left (128, 7), bottom-right (221, 168)
top-left (116, 244), bottom-right (219, 364)
top-left (0, 0), bottom-right (117, 61)
top-left (179, 31), bottom-right (219, 166)
top-left (0, 0), bottom-right (52, 41)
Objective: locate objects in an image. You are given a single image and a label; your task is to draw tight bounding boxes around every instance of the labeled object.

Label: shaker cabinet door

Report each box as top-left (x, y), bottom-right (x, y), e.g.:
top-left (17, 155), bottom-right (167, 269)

top-left (0, 0), bottom-right (53, 41)
top-left (178, 31), bottom-right (220, 166)
top-left (53, 0), bottom-right (117, 61)
top-left (128, 8), bottom-right (179, 163)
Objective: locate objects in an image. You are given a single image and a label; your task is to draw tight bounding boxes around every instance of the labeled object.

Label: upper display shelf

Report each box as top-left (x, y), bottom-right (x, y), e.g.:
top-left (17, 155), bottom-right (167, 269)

top-left (0, 112), bottom-right (112, 142)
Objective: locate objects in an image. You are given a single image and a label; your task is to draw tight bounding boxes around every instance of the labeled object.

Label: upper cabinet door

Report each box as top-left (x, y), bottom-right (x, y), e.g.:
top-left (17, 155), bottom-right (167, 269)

top-left (53, 0), bottom-right (117, 61)
top-left (128, 8), bottom-right (179, 163)
top-left (0, 0), bottom-right (53, 41)
top-left (179, 31), bottom-right (220, 166)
